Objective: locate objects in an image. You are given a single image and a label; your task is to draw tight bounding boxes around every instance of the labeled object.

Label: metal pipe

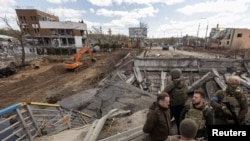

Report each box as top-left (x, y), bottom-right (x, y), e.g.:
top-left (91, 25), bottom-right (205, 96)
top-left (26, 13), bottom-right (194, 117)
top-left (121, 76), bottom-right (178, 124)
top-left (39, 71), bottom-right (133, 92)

top-left (28, 102), bottom-right (60, 107)
top-left (0, 103), bottom-right (22, 115)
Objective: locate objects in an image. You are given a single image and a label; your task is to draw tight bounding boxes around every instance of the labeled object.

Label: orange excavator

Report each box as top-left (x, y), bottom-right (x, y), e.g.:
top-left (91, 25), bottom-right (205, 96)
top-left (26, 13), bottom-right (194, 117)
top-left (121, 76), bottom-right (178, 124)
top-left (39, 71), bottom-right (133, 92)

top-left (63, 45), bottom-right (96, 71)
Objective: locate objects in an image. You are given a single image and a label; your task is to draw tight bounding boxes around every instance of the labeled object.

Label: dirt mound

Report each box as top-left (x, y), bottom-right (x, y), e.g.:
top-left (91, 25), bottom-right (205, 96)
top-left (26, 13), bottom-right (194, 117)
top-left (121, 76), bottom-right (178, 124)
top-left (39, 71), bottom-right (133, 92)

top-left (0, 64), bottom-right (67, 108)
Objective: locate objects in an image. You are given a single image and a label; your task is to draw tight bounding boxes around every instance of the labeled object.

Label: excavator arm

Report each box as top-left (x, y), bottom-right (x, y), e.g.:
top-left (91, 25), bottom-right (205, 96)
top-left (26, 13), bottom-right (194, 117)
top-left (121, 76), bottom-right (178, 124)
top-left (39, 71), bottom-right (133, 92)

top-left (63, 45), bottom-right (95, 70)
top-left (73, 45), bottom-right (93, 62)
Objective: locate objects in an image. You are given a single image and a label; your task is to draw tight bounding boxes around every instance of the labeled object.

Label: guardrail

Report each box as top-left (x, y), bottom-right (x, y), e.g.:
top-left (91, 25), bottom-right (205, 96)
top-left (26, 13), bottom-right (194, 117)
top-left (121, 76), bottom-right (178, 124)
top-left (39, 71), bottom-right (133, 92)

top-left (0, 102), bottom-right (92, 141)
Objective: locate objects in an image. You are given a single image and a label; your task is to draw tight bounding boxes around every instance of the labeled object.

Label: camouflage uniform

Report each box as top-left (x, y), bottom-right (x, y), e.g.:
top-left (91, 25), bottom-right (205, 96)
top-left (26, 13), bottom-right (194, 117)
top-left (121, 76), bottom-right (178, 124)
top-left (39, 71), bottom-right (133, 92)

top-left (143, 102), bottom-right (171, 141)
top-left (211, 76), bottom-right (248, 124)
top-left (163, 68), bottom-right (188, 133)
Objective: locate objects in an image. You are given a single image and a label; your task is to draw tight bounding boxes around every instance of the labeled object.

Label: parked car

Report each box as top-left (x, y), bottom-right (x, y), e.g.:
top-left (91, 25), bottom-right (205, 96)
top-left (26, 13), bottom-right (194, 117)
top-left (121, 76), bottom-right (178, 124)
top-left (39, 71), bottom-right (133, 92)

top-left (161, 43), bottom-right (169, 50)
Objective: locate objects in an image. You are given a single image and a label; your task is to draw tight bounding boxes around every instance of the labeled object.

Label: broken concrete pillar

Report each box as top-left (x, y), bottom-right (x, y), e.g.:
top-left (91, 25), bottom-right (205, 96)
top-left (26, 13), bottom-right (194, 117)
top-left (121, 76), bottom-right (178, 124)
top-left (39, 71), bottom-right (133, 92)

top-left (244, 62), bottom-right (250, 75)
top-left (205, 80), bottom-right (219, 100)
top-left (133, 67), bottom-right (143, 83)
top-left (126, 74), bottom-right (136, 84)
top-left (117, 71), bottom-right (127, 81)
top-left (239, 78), bottom-right (250, 89)
top-left (188, 72), bottom-right (213, 93)
top-left (212, 68), bottom-right (226, 90)
top-left (241, 73), bottom-right (250, 82)
top-left (160, 71), bottom-right (167, 92)
top-left (133, 67), bottom-right (148, 90)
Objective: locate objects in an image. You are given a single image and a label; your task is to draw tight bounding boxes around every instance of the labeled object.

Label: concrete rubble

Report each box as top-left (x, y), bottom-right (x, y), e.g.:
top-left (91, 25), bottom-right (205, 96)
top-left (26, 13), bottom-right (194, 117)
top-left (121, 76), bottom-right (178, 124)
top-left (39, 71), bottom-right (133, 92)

top-left (7, 48), bottom-right (250, 140)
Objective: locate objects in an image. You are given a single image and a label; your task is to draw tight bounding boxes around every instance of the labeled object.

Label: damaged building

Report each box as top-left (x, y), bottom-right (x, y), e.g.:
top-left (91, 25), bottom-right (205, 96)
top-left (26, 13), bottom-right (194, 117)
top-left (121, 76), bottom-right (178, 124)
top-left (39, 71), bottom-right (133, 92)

top-left (15, 8), bottom-right (88, 55)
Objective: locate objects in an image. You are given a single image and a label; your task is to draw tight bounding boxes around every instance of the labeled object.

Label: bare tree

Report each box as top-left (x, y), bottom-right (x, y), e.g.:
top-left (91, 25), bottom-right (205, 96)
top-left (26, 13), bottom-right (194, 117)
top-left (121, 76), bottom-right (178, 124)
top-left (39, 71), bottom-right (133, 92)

top-left (1, 15), bottom-right (26, 66)
top-left (91, 26), bottom-right (102, 34)
top-left (139, 21), bottom-right (148, 29)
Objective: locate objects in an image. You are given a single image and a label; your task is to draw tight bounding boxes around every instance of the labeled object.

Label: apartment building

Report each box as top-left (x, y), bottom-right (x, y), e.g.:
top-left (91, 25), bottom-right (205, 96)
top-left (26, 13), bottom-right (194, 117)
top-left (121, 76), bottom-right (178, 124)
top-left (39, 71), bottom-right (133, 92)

top-left (209, 24), bottom-right (250, 49)
top-left (15, 8), bottom-right (88, 53)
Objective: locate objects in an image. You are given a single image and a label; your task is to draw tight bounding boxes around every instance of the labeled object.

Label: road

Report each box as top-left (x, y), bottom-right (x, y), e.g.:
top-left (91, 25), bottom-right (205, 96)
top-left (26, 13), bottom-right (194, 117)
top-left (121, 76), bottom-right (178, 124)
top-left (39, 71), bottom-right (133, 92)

top-left (148, 46), bottom-right (219, 59)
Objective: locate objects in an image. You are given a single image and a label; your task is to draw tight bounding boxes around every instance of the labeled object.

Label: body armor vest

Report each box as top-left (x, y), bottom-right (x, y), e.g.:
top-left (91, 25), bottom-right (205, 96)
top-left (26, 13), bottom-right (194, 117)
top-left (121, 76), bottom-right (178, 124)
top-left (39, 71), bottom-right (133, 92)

top-left (185, 103), bottom-right (207, 130)
top-left (222, 89), bottom-right (241, 116)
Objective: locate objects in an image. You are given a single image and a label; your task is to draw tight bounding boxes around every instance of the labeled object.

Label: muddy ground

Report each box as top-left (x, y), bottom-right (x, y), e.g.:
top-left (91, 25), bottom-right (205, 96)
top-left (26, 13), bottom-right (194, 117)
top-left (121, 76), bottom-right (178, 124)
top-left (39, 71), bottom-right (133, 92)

top-left (0, 49), bottom-right (136, 109)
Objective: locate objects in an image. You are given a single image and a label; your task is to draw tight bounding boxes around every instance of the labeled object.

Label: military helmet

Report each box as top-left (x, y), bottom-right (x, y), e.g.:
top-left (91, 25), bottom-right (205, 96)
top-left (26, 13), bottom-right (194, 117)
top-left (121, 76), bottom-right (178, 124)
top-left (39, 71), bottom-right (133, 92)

top-left (180, 118), bottom-right (198, 139)
top-left (227, 76), bottom-right (240, 86)
top-left (170, 68), bottom-right (182, 79)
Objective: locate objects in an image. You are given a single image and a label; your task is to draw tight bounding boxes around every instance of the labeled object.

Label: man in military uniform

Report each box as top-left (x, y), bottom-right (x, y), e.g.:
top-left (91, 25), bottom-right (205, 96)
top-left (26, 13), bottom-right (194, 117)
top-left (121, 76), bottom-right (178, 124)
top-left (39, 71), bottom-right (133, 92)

top-left (165, 118), bottom-right (199, 141)
top-left (211, 76), bottom-right (248, 125)
top-left (180, 90), bottom-right (214, 139)
top-left (143, 92), bottom-right (171, 141)
top-left (163, 68), bottom-right (188, 134)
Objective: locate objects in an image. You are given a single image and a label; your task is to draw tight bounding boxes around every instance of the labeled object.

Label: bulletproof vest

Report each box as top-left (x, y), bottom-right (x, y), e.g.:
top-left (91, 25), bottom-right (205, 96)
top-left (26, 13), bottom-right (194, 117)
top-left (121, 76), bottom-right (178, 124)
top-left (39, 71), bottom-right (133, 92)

top-left (185, 103), bottom-right (207, 130)
top-left (222, 89), bottom-right (242, 116)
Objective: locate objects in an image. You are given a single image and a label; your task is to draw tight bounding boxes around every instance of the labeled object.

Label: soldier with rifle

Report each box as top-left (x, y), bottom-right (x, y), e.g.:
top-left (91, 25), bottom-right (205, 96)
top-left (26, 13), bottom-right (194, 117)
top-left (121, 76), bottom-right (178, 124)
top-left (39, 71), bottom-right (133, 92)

top-left (211, 76), bottom-right (248, 125)
top-left (222, 101), bottom-right (240, 125)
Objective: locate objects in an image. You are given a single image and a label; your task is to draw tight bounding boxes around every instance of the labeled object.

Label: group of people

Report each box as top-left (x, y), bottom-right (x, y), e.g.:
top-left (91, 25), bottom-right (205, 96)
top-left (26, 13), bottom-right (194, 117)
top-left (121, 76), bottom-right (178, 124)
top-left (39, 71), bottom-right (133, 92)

top-left (143, 68), bottom-right (249, 141)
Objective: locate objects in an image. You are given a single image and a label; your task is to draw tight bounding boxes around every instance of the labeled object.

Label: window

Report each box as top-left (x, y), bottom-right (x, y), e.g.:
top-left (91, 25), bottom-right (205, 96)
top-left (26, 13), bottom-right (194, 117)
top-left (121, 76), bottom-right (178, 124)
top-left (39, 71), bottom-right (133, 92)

top-left (237, 33), bottom-right (242, 37)
top-left (23, 16), bottom-right (27, 24)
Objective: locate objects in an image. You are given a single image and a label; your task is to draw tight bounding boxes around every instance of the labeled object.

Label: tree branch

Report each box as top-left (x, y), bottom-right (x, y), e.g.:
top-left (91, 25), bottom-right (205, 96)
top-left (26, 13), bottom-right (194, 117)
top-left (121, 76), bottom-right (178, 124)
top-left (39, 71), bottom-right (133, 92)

top-left (0, 15), bottom-right (14, 30)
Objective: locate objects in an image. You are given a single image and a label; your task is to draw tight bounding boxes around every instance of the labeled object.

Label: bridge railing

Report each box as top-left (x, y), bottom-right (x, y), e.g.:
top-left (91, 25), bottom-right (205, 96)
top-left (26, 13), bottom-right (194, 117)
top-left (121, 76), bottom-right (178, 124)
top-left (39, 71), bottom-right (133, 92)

top-left (0, 102), bottom-right (92, 141)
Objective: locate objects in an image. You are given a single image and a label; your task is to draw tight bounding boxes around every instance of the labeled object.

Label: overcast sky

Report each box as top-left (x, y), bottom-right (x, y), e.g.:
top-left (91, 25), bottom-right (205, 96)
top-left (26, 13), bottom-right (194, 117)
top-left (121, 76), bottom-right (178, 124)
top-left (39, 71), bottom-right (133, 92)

top-left (0, 0), bottom-right (250, 38)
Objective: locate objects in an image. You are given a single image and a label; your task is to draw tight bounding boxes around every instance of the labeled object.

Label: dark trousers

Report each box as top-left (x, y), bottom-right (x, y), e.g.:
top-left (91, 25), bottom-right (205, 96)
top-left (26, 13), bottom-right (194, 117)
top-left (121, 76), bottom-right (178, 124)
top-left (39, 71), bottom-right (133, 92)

top-left (170, 105), bottom-right (184, 134)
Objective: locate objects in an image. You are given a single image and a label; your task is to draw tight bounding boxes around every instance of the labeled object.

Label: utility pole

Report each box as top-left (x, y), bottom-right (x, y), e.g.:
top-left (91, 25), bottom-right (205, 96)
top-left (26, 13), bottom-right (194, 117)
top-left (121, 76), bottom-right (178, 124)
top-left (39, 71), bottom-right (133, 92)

top-left (200, 18), bottom-right (209, 49)
top-left (204, 24), bottom-right (208, 49)
top-left (196, 23), bottom-right (200, 49)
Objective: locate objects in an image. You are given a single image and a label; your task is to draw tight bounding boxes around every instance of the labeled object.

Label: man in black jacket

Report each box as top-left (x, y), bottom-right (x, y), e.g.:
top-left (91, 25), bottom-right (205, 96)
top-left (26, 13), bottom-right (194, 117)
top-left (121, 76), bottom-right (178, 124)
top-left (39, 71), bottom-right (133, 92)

top-left (143, 92), bottom-right (171, 141)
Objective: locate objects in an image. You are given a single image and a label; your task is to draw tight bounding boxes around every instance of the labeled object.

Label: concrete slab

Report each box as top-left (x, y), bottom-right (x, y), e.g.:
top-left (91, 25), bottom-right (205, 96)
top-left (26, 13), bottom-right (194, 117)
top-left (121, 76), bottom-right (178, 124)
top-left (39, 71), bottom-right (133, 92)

top-left (33, 125), bottom-right (90, 141)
